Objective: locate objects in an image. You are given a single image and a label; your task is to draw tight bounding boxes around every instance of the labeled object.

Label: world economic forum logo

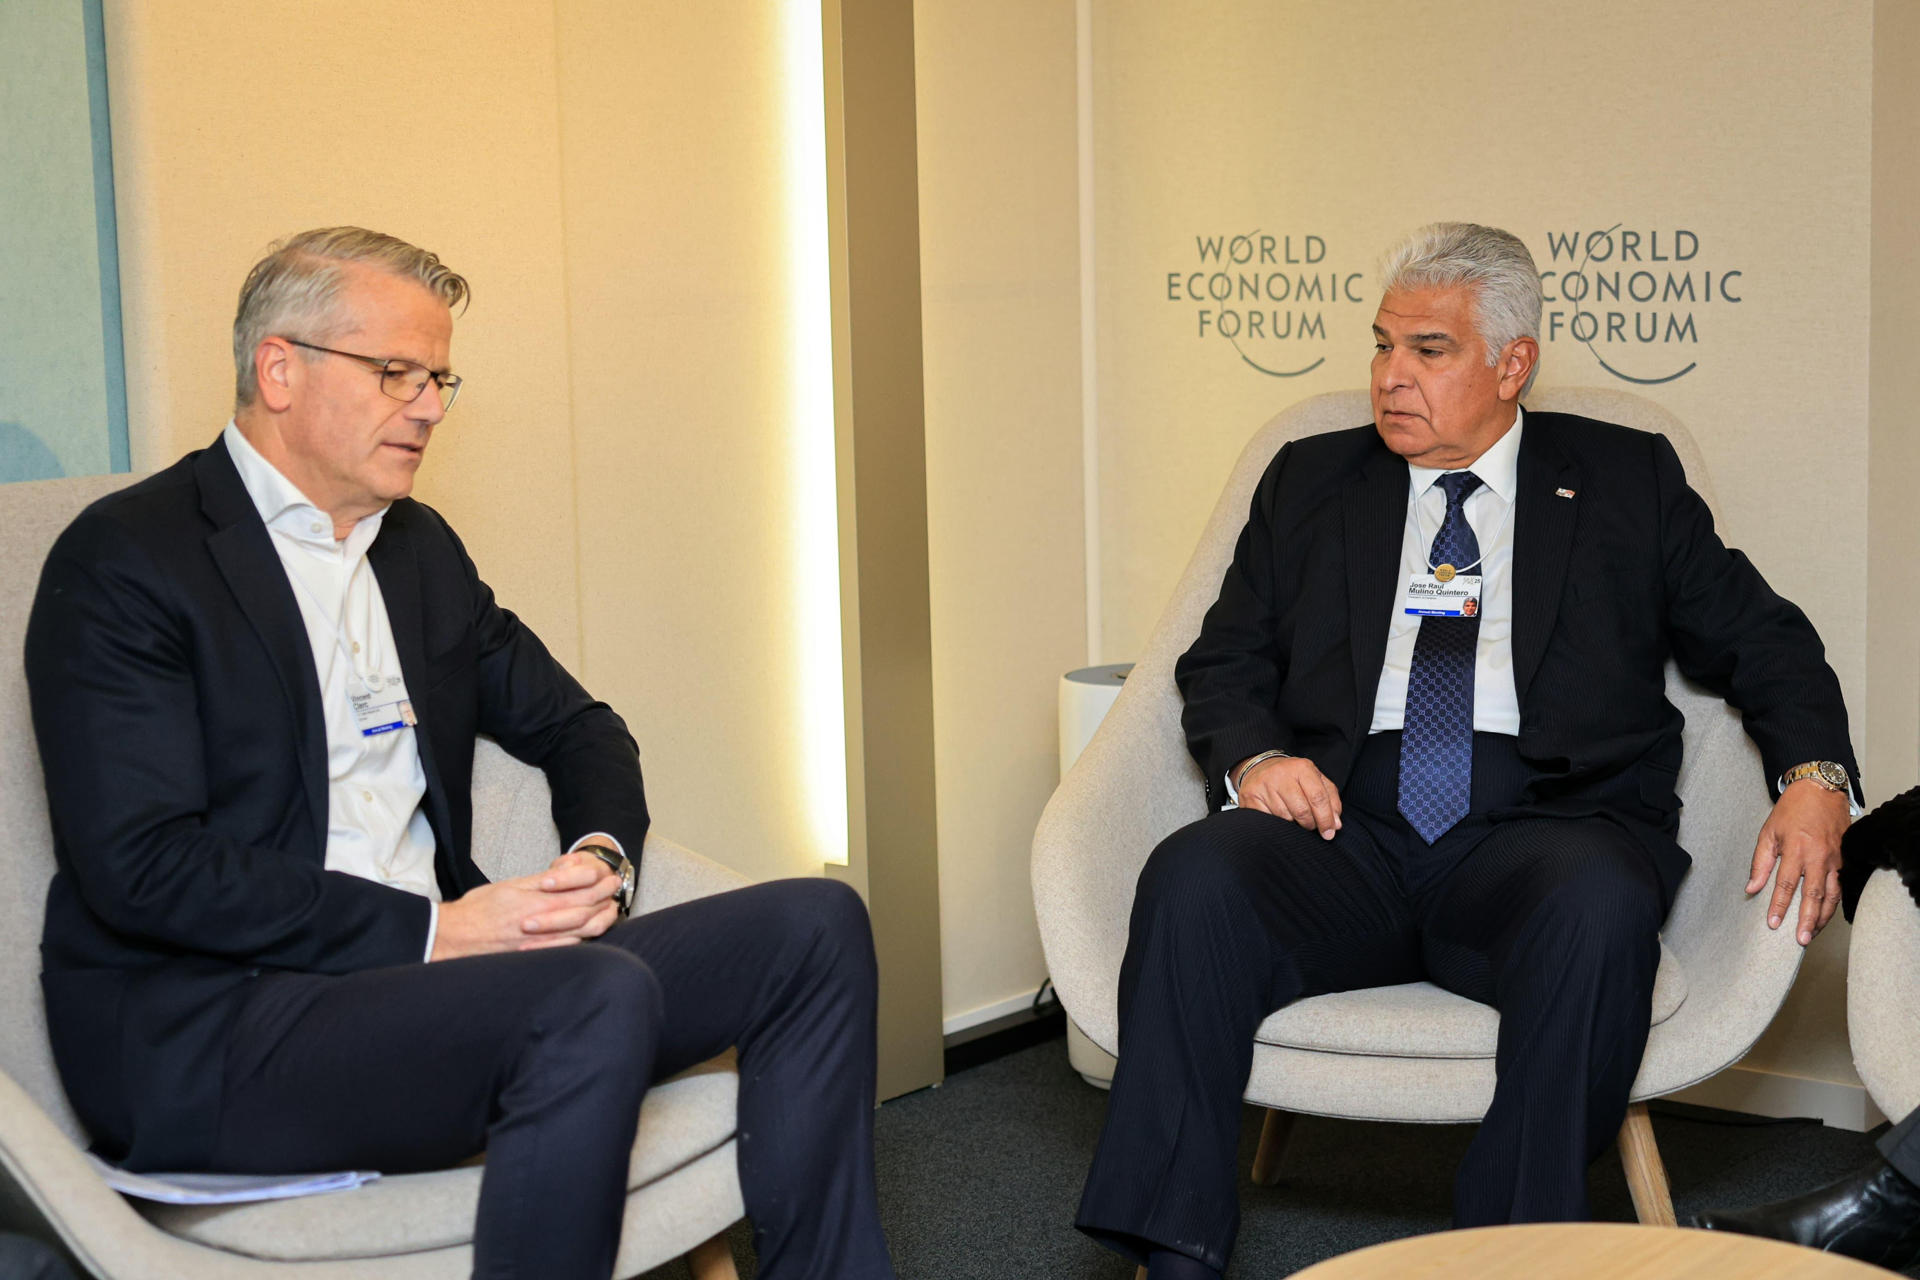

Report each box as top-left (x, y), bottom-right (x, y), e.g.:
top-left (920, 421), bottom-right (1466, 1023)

top-left (1168, 227), bottom-right (1742, 386)
top-left (1165, 232), bottom-right (1367, 377)
top-left (1535, 226), bottom-right (1744, 386)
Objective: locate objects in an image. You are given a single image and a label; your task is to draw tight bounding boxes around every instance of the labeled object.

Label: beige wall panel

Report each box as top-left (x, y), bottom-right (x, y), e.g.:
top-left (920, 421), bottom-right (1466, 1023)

top-left (1867, 0), bottom-right (1920, 799)
top-left (1091, 1), bottom-right (1873, 1089)
top-left (103, 0), bottom-right (582, 664)
top-left (1091, 0), bottom-right (1870, 733)
top-left (1817, 0), bottom-right (1920, 1107)
top-left (914, 0), bottom-right (1086, 1025)
top-left (554, 0), bottom-right (827, 883)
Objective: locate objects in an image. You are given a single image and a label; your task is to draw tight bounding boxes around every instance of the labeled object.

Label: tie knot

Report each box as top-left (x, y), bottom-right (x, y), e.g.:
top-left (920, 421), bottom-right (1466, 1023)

top-left (1438, 471), bottom-right (1483, 509)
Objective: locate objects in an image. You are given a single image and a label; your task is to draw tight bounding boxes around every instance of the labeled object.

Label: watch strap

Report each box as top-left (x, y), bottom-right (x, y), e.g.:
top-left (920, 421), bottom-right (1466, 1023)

top-left (574, 843), bottom-right (635, 917)
top-left (1781, 761), bottom-right (1848, 792)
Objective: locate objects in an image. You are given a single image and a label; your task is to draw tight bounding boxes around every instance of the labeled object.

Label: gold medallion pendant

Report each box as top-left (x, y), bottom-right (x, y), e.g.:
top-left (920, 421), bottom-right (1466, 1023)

top-left (1434, 564), bottom-right (1456, 583)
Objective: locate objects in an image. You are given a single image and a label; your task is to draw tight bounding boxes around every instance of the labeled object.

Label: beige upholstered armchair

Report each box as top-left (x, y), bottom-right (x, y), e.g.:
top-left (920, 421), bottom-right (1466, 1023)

top-left (1849, 868), bottom-right (1920, 1127)
top-left (1032, 388), bottom-right (1808, 1232)
top-left (0, 474), bottom-right (749, 1278)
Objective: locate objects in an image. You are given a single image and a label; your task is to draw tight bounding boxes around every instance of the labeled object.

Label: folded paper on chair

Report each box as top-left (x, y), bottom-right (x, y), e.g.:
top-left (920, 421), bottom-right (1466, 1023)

top-left (86, 1154), bottom-right (381, 1204)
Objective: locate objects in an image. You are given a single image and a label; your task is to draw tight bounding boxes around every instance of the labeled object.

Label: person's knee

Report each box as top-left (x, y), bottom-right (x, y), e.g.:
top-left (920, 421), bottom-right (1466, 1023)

top-left (1134, 818), bottom-right (1260, 922)
top-left (534, 945), bottom-right (662, 1060)
top-left (767, 877), bottom-right (877, 984)
top-left (1523, 850), bottom-right (1662, 966)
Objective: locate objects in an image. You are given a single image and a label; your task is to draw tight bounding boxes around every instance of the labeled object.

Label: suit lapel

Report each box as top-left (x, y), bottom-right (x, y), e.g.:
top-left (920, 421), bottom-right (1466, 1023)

top-left (1511, 417), bottom-right (1582, 704)
top-left (1343, 445), bottom-right (1411, 740)
top-left (197, 441), bottom-right (331, 858)
top-left (367, 508), bottom-right (455, 858)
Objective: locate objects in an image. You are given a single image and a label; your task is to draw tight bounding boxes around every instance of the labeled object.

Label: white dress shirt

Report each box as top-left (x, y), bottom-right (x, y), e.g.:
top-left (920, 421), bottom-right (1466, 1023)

top-left (225, 423), bottom-right (443, 957)
top-left (226, 425), bottom-right (626, 959)
top-left (1369, 407), bottom-right (1525, 736)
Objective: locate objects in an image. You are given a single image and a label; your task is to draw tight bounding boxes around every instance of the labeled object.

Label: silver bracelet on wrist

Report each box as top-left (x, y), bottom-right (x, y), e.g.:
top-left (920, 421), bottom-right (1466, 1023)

top-left (1233, 749), bottom-right (1292, 791)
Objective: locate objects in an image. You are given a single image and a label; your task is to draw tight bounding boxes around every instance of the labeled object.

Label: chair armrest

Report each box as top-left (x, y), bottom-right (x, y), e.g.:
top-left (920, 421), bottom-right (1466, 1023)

top-left (1635, 679), bottom-right (1805, 1094)
top-left (0, 1070), bottom-right (245, 1280)
top-left (470, 736), bottom-right (753, 912)
top-left (1850, 868), bottom-right (1920, 1121)
top-left (1033, 662), bottom-right (1207, 1053)
top-left (635, 833), bottom-right (753, 915)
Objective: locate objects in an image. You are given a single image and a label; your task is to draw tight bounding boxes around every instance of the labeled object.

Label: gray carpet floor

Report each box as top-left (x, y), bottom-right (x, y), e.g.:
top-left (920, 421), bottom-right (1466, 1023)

top-left (641, 1036), bottom-right (1891, 1279)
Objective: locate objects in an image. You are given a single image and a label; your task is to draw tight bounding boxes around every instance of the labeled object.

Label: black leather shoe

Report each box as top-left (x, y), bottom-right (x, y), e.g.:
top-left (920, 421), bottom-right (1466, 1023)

top-left (1692, 1159), bottom-right (1920, 1269)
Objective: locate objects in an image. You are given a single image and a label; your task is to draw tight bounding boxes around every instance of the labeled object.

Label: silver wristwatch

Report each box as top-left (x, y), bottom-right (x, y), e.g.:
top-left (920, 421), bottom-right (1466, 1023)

top-left (576, 843), bottom-right (636, 919)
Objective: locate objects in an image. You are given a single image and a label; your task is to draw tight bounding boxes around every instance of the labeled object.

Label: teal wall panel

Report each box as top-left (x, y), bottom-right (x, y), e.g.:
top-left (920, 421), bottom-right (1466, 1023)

top-left (0, 0), bottom-right (129, 483)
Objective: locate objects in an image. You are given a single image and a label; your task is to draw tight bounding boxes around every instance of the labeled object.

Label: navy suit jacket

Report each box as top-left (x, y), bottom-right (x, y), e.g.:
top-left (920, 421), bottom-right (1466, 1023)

top-left (26, 436), bottom-right (648, 1170)
top-left (1174, 410), bottom-right (1859, 900)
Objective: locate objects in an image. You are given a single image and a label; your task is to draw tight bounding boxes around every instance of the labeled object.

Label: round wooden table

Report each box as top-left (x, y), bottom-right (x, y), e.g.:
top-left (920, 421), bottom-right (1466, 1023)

top-left (1289, 1223), bottom-right (1892, 1279)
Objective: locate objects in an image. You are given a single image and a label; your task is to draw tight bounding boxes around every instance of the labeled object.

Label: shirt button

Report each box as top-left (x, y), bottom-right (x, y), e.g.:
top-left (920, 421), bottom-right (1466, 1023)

top-left (352, 642), bottom-right (361, 654)
top-left (310, 522), bottom-right (325, 535)
top-left (361, 790), bottom-right (373, 803)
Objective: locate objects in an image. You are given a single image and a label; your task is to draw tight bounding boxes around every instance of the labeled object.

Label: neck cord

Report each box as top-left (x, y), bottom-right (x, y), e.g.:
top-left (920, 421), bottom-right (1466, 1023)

top-left (1413, 476), bottom-right (1514, 577)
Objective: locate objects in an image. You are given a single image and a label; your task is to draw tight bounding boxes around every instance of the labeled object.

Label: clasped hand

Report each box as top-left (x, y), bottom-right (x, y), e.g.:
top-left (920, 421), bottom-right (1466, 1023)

top-left (429, 850), bottom-right (622, 962)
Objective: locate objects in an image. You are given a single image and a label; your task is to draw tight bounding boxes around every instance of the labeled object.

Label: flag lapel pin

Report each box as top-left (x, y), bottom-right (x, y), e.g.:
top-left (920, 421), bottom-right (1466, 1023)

top-left (1555, 488), bottom-right (1576, 499)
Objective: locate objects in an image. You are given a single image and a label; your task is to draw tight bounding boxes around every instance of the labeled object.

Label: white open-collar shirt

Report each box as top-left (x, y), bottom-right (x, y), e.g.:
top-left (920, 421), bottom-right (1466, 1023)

top-left (224, 422), bottom-right (443, 957)
top-left (226, 424), bottom-right (623, 958)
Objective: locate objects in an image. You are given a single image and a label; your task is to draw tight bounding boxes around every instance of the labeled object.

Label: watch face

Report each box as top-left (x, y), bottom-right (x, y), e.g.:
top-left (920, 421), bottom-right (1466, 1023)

top-left (1818, 761), bottom-right (1849, 790)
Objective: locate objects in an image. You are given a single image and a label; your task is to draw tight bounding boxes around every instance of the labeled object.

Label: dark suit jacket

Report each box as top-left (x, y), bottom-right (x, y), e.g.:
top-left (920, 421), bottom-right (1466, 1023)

top-left (1175, 410), bottom-right (1858, 899)
top-left (26, 436), bottom-right (649, 1170)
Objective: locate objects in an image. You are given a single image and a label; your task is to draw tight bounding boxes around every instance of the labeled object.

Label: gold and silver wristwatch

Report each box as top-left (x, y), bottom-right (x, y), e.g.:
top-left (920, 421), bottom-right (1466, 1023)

top-left (1779, 760), bottom-right (1862, 816)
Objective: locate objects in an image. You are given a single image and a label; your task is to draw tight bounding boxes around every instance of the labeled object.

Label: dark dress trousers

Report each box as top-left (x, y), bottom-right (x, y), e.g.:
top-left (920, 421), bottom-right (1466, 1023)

top-left (26, 437), bottom-right (893, 1280)
top-left (1076, 411), bottom-right (1858, 1270)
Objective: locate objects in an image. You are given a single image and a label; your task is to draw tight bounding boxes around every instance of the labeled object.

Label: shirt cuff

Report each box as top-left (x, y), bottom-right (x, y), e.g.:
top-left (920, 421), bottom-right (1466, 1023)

top-left (422, 900), bottom-right (439, 962)
top-left (568, 832), bottom-right (624, 858)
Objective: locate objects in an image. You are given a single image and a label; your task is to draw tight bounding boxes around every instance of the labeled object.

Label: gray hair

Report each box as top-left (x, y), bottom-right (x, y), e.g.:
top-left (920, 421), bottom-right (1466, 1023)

top-left (1379, 222), bottom-right (1542, 397)
top-left (232, 227), bottom-right (470, 408)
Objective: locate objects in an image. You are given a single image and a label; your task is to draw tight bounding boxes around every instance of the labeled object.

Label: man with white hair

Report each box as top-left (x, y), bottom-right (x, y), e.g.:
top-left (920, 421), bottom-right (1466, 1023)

top-left (27, 228), bottom-right (897, 1280)
top-left (1074, 222), bottom-right (1859, 1279)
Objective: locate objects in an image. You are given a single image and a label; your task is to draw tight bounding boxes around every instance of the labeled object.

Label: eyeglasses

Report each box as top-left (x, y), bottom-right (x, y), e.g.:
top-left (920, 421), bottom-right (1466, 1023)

top-left (282, 338), bottom-right (463, 410)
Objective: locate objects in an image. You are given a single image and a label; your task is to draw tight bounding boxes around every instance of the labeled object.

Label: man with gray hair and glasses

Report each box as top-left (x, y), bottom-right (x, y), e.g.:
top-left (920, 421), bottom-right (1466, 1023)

top-left (26, 227), bottom-right (898, 1280)
top-left (1075, 222), bottom-right (1859, 1279)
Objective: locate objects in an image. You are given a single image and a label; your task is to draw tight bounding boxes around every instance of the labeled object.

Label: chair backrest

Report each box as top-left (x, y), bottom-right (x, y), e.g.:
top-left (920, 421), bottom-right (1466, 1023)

top-left (0, 474), bottom-right (146, 1140)
top-left (1034, 388), bottom-right (1775, 1048)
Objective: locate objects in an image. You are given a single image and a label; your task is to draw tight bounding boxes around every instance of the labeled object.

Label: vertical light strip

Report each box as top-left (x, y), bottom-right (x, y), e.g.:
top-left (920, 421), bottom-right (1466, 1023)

top-left (784, 0), bottom-right (849, 865)
top-left (1076, 0), bottom-right (1102, 666)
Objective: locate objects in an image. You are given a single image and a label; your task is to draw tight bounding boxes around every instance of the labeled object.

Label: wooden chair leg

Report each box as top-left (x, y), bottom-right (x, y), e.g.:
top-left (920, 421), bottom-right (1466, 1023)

top-left (1251, 1107), bottom-right (1297, 1187)
top-left (1619, 1101), bottom-right (1676, 1226)
top-left (686, 1230), bottom-right (740, 1280)
top-left (1134, 1268), bottom-right (1148, 1280)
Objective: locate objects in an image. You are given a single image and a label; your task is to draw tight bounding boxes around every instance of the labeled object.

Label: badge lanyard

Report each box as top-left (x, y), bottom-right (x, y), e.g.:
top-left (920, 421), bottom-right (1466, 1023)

top-left (1403, 480), bottom-right (1514, 618)
top-left (287, 560), bottom-right (417, 737)
top-left (1409, 478), bottom-right (1515, 581)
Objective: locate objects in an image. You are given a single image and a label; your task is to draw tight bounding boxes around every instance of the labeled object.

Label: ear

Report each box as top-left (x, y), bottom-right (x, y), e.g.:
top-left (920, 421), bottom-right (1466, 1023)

top-left (254, 337), bottom-right (298, 412)
top-left (1497, 335), bottom-right (1538, 401)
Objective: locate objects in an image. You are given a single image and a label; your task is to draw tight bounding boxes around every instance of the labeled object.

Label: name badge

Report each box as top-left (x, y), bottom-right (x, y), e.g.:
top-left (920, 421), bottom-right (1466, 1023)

top-left (349, 670), bottom-right (417, 737)
top-left (1404, 572), bottom-right (1484, 618)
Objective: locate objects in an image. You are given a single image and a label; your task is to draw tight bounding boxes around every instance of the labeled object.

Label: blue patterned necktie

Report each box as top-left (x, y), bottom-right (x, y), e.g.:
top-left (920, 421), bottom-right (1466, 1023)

top-left (1397, 470), bottom-right (1485, 844)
